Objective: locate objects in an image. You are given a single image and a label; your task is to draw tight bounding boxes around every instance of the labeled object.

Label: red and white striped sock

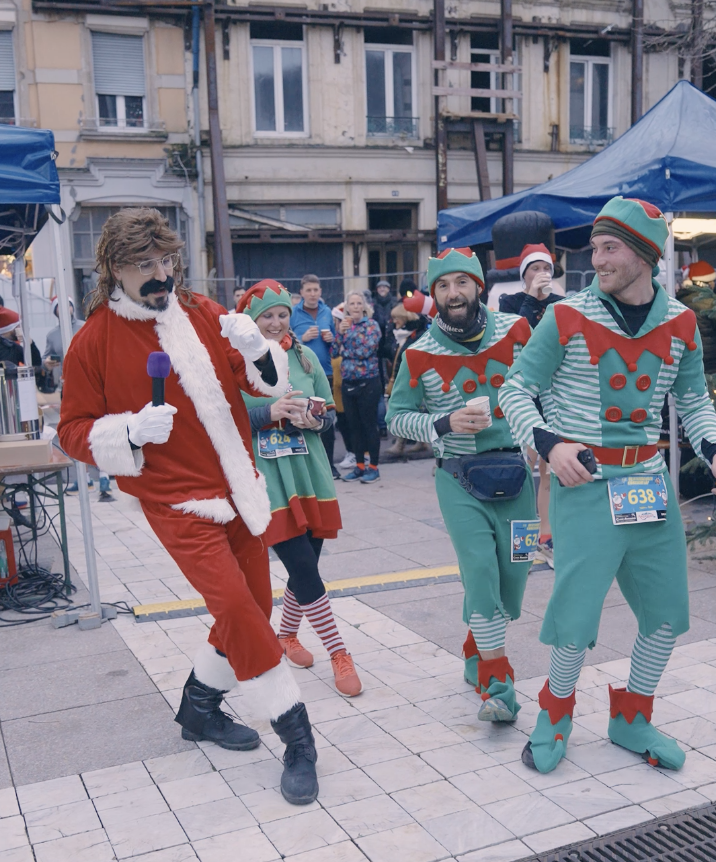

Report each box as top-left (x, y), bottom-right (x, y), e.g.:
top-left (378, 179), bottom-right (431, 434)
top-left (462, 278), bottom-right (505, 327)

top-left (300, 592), bottom-right (345, 656)
top-left (279, 587), bottom-right (303, 638)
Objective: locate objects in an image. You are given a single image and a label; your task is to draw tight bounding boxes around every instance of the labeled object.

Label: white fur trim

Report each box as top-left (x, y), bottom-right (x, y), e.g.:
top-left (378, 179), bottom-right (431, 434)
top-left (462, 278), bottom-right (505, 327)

top-left (193, 643), bottom-right (237, 692)
top-left (108, 287), bottom-right (166, 321)
top-left (153, 296), bottom-right (271, 536)
top-left (519, 252), bottom-right (554, 280)
top-left (88, 412), bottom-right (144, 476)
top-left (171, 497), bottom-right (236, 524)
top-left (242, 656), bottom-right (301, 721)
top-left (243, 339), bottom-right (290, 398)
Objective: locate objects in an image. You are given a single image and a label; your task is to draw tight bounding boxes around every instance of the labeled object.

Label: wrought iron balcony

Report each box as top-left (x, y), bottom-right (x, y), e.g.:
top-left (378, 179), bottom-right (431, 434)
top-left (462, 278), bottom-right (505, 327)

top-left (367, 116), bottom-right (419, 138)
top-left (569, 125), bottom-right (614, 146)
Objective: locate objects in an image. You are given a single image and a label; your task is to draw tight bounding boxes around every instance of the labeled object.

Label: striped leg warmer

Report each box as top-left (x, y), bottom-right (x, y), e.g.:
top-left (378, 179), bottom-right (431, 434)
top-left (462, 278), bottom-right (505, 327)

top-left (279, 587), bottom-right (303, 638)
top-left (300, 593), bottom-right (345, 657)
top-left (548, 644), bottom-right (587, 698)
top-left (627, 623), bottom-right (676, 697)
top-left (469, 611), bottom-right (507, 652)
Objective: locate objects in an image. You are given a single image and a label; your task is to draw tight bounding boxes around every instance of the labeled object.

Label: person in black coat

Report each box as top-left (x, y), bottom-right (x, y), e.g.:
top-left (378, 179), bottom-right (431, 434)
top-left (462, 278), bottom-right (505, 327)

top-left (499, 243), bottom-right (562, 325)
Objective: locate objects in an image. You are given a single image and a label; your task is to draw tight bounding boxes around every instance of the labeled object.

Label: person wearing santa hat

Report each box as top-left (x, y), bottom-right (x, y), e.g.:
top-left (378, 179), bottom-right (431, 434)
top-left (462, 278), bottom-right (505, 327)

top-left (0, 308), bottom-right (25, 366)
top-left (678, 261), bottom-right (716, 384)
top-left (500, 197), bottom-right (716, 774)
top-left (386, 248), bottom-right (536, 723)
top-left (57, 208), bottom-right (322, 805)
top-left (499, 244), bottom-right (563, 327)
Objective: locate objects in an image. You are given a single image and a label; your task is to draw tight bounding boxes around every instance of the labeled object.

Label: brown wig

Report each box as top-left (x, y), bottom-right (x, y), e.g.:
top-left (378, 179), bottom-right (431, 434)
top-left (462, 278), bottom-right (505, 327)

top-left (87, 207), bottom-right (191, 315)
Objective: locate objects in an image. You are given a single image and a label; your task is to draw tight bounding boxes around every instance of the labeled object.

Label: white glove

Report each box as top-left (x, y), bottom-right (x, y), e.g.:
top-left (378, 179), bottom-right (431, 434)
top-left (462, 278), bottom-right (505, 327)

top-left (219, 314), bottom-right (271, 362)
top-left (127, 402), bottom-right (178, 447)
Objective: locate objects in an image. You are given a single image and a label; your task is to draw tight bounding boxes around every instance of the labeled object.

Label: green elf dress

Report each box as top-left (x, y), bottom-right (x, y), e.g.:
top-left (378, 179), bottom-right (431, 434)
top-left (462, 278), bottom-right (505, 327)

top-left (386, 248), bottom-right (536, 722)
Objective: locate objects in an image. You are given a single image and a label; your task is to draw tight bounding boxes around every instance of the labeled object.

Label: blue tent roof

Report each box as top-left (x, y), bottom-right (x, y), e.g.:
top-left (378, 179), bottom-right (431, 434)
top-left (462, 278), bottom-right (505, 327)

top-left (0, 124), bottom-right (60, 254)
top-left (438, 81), bottom-right (716, 251)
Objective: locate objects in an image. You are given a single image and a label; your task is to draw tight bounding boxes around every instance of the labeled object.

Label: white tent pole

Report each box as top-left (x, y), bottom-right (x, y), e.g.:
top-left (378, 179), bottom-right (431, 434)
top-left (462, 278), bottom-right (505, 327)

top-left (13, 257), bottom-right (32, 368)
top-left (51, 211), bottom-right (103, 626)
top-left (665, 212), bottom-right (680, 498)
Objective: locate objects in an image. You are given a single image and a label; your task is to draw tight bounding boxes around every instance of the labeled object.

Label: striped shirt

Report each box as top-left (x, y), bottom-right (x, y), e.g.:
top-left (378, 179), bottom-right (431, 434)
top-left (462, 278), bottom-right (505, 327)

top-left (499, 280), bottom-right (716, 479)
top-left (386, 309), bottom-right (528, 458)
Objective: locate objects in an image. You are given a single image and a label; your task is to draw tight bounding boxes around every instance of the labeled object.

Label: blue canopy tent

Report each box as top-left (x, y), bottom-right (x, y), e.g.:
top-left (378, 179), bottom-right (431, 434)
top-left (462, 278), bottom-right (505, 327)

top-left (0, 124), bottom-right (60, 255)
top-left (438, 81), bottom-right (716, 251)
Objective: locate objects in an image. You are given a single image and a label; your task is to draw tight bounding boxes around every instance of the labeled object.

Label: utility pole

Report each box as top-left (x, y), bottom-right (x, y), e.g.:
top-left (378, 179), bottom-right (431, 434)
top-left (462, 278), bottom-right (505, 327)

top-left (692, 0), bottom-right (704, 89)
top-left (631, 0), bottom-right (644, 123)
top-left (204, 0), bottom-right (234, 305)
top-left (434, 0), bottom-right (448, 216)
top-left (500, 0), bottom-right (514, 196)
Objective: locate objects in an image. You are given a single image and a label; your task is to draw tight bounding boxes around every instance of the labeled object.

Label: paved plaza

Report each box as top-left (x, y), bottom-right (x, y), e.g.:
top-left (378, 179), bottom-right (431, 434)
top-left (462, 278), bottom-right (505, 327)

top-left (2, 459), bottom-right (716, 861)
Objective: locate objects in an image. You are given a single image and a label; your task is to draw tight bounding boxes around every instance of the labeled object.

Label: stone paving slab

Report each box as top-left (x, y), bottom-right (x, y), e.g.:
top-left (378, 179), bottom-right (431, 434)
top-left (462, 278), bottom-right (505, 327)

top-left (2, 459), bottom-right (716, 861)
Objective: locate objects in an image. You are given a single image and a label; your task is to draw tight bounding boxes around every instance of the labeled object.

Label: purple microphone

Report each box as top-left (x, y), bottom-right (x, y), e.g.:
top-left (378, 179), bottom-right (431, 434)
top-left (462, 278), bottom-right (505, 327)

top-left (147, 351), bottom-right (171, 406)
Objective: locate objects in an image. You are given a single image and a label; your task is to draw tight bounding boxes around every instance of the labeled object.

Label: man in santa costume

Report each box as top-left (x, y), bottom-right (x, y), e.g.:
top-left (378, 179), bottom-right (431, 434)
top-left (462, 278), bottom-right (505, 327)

top-left (500, 197), bottom-right (716, 774)
top-left (57, 208), bottom-right (319, 805)
top-left (386, 248), bottom-right (535, 722)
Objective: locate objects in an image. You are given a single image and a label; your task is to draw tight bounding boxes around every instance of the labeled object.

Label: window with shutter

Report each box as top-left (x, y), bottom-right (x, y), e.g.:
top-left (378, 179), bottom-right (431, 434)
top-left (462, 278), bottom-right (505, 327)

top-left (250, 28), bottom-right (307, 136)
top-left (0, 31), bottom-right (15, 125)
top-left (91, 32), bottom-right (146, 129)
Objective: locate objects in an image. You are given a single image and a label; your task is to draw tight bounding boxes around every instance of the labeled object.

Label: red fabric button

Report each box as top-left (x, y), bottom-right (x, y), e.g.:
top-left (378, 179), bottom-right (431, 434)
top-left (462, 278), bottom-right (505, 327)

top-left (493, 406), bottom-right (504, 419)
top-left (490, 374), bottom-right (505, 388)
top-left (636, 374), bottom-right (651, 391)
top-left (610, 374), bottom-right (626, 390)
top-left (478, 374), bottom-right (487, 384)
top-left (631, 408), bottom-right (648, 423)
top-left (463, 379), bottom-right (477, 394)
top-left (605, 407), bottom-right (622, 422)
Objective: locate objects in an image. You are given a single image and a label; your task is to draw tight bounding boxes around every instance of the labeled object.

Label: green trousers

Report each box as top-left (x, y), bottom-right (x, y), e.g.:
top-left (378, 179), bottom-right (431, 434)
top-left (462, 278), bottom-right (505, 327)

top-left (541, 470), bottom-right (689, 650)
top-left (435, 465), bottom-right (536, 625)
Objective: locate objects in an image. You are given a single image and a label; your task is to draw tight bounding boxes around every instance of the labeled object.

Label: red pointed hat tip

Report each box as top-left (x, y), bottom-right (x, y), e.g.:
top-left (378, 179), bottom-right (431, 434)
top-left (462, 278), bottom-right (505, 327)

top-left (436, 247), bottom-right (474, 260)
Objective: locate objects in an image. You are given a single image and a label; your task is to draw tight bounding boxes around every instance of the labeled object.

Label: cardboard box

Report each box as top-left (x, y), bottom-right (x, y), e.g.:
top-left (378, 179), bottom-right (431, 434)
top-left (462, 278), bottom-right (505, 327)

top-left (0, 439), bottom-right (53, 470)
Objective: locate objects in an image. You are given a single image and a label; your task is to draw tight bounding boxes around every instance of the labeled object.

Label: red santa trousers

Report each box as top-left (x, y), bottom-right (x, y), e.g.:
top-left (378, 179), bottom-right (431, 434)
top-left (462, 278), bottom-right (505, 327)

top-left (141, 501), bottom-right (284, 681)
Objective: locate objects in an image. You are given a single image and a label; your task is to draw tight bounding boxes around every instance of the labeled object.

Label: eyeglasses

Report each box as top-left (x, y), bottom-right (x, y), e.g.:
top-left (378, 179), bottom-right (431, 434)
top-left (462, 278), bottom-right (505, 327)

top-left (134, 253), bottom-right (180, 277)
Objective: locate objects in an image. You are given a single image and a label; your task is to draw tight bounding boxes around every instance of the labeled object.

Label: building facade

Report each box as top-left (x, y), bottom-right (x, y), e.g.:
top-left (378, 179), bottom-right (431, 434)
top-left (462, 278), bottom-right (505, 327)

top-left (14, 0), bottom-right (699, 310)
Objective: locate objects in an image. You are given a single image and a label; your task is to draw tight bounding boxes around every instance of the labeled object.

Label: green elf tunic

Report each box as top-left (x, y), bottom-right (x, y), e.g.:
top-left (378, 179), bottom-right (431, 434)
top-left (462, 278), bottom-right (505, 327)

top-left (242, 341), bottom-right (342, 546)
top-left (500, 278), bottom-right (716, 650)
top-left (386, 308), bottom-right (536, 628)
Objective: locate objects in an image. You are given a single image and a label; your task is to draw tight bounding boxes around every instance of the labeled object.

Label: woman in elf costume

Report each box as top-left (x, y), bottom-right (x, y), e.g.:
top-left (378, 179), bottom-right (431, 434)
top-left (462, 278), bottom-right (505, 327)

top-left (239, 281), bottom-right (362, 697)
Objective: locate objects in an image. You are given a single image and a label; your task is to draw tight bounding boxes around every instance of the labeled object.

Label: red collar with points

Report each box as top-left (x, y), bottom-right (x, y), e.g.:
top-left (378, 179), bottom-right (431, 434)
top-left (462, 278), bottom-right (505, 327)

top-left (555, 304), bottom-right (697, 371)
top-left (405, 317), bottom-right (530, 392)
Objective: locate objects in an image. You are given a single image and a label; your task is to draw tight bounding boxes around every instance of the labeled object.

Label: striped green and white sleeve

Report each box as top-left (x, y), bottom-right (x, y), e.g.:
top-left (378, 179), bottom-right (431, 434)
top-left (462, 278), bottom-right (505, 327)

top-left (386, 351), bottom-right (451, 447)
top-left (671, 327), bottom-right (716, 463)
top-left (499, 307), bottom-right (566, 450)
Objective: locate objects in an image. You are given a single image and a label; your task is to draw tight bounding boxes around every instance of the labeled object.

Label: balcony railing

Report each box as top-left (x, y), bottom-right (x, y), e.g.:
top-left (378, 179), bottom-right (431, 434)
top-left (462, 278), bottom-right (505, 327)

top-left (367, 116), bottom-right (419, 138)
top-left (569, 126), bottom-right (614, 146)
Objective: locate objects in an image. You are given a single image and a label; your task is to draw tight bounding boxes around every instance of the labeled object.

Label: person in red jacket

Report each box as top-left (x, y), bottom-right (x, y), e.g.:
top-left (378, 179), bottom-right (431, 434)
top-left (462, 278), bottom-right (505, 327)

top-left (57, 208), bottom-right (320, 805)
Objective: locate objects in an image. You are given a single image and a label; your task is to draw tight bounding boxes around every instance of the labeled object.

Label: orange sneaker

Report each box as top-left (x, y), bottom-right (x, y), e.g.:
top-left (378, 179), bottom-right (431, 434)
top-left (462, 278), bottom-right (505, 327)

top-left (331, 649), bottom-right (363, 697)
top-left (279, 636), bottom-right (314, 668)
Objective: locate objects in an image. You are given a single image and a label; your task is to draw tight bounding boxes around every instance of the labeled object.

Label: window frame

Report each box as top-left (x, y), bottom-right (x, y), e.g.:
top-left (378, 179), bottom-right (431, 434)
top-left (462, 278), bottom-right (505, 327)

top-left (0, 28), bottom-right (16, 126)
top-left (364, 41), bottom-right (417, 137)
top-left (249, 33), bottom-right (309, 138)
top-left (96, 93), bottom-right (147, 131)
top-left (90, 31), bottom-right (148, 132)
top-left (569, 52), bottom-right (612, 144)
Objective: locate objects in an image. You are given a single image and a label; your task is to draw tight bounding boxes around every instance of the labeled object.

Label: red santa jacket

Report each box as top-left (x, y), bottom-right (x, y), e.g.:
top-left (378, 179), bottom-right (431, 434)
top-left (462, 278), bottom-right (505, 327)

top-left (57, 290), bottom-right (289, 536)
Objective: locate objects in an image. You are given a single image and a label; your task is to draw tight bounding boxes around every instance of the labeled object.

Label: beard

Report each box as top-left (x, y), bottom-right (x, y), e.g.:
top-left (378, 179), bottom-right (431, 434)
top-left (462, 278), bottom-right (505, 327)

top-left (138, 276), bottom-right (174, 310)
top-left (435, 293), bottom-right (480, 330)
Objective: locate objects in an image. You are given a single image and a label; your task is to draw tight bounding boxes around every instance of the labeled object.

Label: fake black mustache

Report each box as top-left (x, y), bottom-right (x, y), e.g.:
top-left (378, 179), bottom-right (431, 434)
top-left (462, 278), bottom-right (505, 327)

top-left (140, 276), bottom-right (174, 297)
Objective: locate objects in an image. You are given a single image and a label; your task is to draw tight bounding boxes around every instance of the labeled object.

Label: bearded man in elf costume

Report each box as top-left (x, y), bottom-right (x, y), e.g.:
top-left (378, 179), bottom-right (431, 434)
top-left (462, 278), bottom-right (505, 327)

top-left (386, 248), bottom-right (536, 722)
top-left (58, 209), bottom-right (321, 805)
top-left (500, 197), bottom-right (716, 773)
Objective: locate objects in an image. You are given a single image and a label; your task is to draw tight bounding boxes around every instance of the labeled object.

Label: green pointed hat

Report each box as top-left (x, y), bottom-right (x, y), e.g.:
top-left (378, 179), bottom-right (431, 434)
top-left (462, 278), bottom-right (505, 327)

top-left (591, 197), bottom-right (668, 268)
top-left (427, 248), bottom-right (484, 296)
top-left (239, 279), bottom-right (293, 320)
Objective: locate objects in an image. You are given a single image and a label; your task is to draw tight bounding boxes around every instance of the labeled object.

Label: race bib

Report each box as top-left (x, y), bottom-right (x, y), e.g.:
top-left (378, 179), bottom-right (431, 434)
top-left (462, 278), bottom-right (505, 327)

top-left (258, 427), bottom-right (308, 459)
top-left (608, 474), bottom-right (667, 525)
top-left (511, 519), bottom-right (540, 562)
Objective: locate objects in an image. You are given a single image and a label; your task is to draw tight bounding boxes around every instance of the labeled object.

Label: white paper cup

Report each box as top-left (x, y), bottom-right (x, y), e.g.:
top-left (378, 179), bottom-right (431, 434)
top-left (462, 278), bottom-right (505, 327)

top-left (466, 396), bottom-right (492, 427)
top-left (308, 396), bottom-right (326, 416)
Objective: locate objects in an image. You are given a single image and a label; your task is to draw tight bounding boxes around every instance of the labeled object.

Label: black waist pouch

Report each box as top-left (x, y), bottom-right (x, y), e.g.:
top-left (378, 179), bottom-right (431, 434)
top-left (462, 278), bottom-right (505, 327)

top-left (439, 450), bottom-right (527, 501)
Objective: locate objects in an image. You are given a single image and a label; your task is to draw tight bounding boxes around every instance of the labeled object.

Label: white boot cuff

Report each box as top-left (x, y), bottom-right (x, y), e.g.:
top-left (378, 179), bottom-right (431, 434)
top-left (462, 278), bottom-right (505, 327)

top-left (243, 656), bottom-right (301, 721)
top-left (192, 643), bottom-right (238, 693)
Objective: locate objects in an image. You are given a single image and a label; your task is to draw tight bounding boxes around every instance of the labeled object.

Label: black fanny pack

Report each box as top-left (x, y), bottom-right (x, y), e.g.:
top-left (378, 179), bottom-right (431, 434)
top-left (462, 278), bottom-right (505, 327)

top-left (438, 450), bottom-right (527, 501)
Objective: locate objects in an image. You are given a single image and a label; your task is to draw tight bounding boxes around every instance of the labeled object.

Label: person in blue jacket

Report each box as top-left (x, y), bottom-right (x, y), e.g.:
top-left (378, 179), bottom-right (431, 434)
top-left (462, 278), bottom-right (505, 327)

top-left (291, 274), bottom-right (338, 475)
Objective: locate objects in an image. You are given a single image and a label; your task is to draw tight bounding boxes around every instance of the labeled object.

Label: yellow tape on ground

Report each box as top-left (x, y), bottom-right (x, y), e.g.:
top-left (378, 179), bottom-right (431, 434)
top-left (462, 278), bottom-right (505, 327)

top-left (132, 564), bottom-right (460, 618)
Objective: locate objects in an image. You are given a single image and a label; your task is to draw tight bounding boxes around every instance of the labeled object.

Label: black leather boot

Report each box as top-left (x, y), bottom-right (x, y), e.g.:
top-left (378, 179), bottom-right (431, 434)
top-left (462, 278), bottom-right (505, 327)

top-left (271, 702), bottom-right (319, 804)
top-left (175, 671), bottom-right (260, 751)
